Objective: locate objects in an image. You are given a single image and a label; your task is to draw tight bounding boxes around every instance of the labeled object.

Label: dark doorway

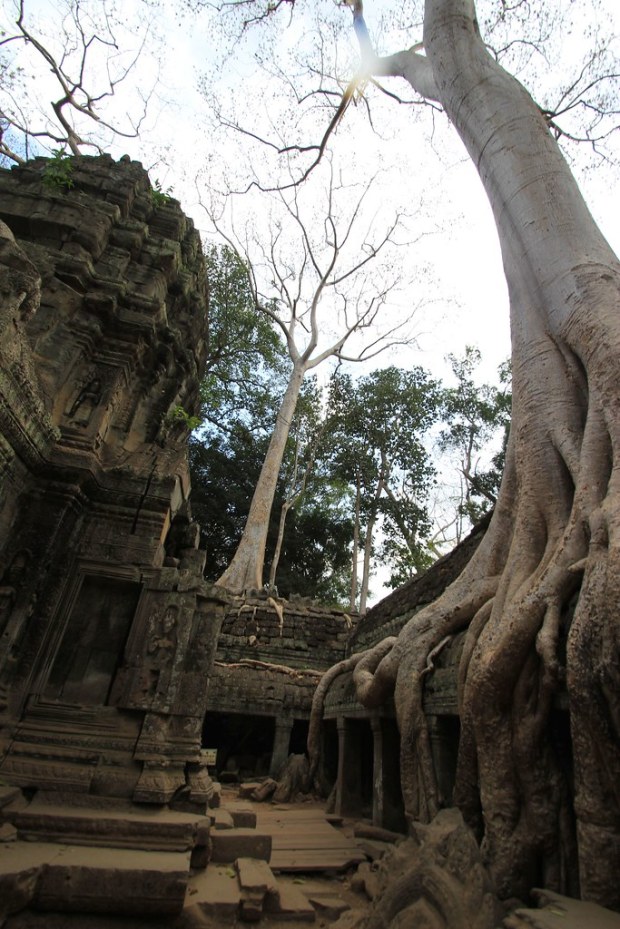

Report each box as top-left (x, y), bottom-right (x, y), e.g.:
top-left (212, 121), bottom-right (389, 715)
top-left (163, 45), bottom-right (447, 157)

top-left (203, 711), bottom-right (275, 778)
top-left (45, 576), bottom-right (140, 705)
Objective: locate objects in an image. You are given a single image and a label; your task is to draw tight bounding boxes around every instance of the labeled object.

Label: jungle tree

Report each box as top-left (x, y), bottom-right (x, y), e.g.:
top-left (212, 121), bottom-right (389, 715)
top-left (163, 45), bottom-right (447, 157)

top-left (313, 0), bottom-right (620, 909)
top-left (439, 347), bottom-right (511, 538)
top-left (199, 0), bottom-right (620, 909)
top-left (209, 171), bottom-right (417, 594)
top-left (329, 367), bottom-right (441, 612)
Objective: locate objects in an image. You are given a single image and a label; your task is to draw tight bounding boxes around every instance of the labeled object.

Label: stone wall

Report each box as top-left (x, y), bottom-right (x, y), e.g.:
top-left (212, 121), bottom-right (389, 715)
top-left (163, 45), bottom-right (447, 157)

top-left (0, 155), bottom-right (227, 804)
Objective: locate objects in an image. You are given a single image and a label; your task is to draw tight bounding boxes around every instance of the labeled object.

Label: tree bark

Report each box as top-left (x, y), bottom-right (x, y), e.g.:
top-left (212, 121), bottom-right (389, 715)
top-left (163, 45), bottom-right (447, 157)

top-left (335, 0), bottom-right (620, 908)
top-left (349, 472), bottom-right (361, 612)
top-left (216, 362), bottom-right (306, 593)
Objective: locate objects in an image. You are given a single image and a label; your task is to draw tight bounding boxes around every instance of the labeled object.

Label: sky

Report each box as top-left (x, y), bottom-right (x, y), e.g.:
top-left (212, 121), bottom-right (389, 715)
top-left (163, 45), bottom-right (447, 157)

top-left (2, 0), bottom-right (618, 388)
top-left (1, 0), bottom-right (619, 597)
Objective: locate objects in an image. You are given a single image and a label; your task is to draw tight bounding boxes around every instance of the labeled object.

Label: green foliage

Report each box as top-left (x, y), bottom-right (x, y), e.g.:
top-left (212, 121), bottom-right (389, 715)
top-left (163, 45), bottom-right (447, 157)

top-left (42, 149), bottom-right (74, 191)
top-left (151, 178), bottom-right (173, 206)
top-left (440, 347), bottom-right (511, 526)
top-left (327, 366), bottom-right (443, 594)
top-left (199, 244), bottom-right (289, 438)
top-left (189, 245), bottom-right (353, 601)
top-left (166, 405), bottom-right (203, 432)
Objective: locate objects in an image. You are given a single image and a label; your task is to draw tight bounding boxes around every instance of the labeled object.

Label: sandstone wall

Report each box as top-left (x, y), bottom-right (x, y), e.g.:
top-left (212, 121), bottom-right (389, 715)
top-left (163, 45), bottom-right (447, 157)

top-left (0, 155), bottom-right (227, 803)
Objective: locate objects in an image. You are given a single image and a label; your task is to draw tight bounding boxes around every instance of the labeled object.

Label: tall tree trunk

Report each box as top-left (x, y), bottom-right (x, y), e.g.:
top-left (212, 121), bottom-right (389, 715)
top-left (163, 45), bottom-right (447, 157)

top-left (216, 362), bottom-right (306, 593)
top-left (359, 473), bottom-right (385, 615)
top-left (268, 498), bottom-right (291, 591)
top-left (335, 0), bottom-right (620, 908)
top-left (424, 0), bottom-right (620, 904)
top-left (349, 472), bottom-right (361, 612)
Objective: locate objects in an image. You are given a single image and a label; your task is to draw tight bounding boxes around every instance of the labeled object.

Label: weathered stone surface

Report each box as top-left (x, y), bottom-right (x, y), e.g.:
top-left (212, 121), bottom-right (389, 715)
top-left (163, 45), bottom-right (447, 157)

top-left (504, 889), bottom-right (620, 929)
top-left (235, 857), bottom-right (280, 922)
top-left (263, 883), bottom-right (316, 922)
top-left (355, 838), bottom-right (392, 861)
top-left (0, 843), bottom-right (47, 922)
top-left (228, 808), bottom-right (257, 829)
top-left (185, 864), bottom-right (241, 919)
top-left (306, 892), bottom-right (351, 918)
top-left (236, 857), bottom-right (279, 895)
top-left (210, 829), bottom-right (272, 863)
top-left (211, 809), bottom-right (234, 830)
top-left (8, 793), bottom-right (209, 852)
top-left (251, 779), bottom-right (277, 802)
top-left (0, 784), bottom-right (24, 809)
top-left (0, 154), bottom-right (228, 804)
top-left (34, 845), bottom-right (191, 916)
top-left (238, 783), bottom-right (262, 799)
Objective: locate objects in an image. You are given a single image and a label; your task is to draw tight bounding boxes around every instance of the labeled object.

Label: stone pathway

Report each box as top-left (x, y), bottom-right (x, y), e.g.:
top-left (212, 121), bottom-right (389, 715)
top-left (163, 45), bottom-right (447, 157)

top-left (256, 806), bottom-right (367, 873)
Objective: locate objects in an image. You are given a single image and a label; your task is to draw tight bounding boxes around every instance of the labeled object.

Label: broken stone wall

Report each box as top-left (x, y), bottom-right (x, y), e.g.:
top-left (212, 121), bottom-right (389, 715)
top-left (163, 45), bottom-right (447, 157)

top-left (0, 154), bottom-right (227, 804)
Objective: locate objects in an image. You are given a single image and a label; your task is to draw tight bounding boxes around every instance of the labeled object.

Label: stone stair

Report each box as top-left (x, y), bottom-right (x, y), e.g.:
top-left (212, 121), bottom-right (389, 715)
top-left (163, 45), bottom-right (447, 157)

top-left (186, 857), bottom-right (321, 923)
top-left (0, 785), bottom-right (343, 925)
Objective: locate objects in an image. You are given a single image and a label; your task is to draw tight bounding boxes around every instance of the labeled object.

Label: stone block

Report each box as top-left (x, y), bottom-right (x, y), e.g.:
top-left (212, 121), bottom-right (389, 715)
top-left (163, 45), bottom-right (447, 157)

top-left (211, 809), bottom-right (234, 830)
top-left (237, 782), bottom-right (261, 799)
top-left (236, 857), bottom-right (279, 896)
top-left (208, 783), bottom-right (222, 808)
top-left (0, 784), bottom-right (24, 809)
top-left (356, 838), bottom-right (391, 861)
top-left (34, 845), bottom-right (191, 916)
top-left (307, 893), bottom-right (351, 918)
top-left (0, 822), bottom-right (18, 840)
top-left (210, 829), bottom-right (272, 863)
top-left (185, 864), bottom-right (241, 919)
top-left (264, 882), bottom-right (315, 922)
top-left (10, 795), bottom-right (208, 853)
top-left (0, 842), bottom-right (49, 921)
top-left (229, 808), bottom-right (257, 829)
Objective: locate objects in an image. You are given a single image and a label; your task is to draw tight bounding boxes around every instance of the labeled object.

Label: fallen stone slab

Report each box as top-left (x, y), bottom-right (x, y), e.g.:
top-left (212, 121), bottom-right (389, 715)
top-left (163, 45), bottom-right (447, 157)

top-left (238, 783), bottom-right (262, 799)
top-left (0, 841), bottom-right (49, 922)
top-left (236, 858), bottom-right (280, 922)
top-left (228, 808), bottom-right (257, 829)
top-left (306, 892), bottom-right (351, 918)
top-left (34, 845), bottom-right (191, 916)
top-left (211, 809), bottom-right (234, 830)
top-left (356, 838), bottom-right (392, 861)
top-left (352, 823), bottom-right (403, 844)
top-left (236, 857), bottom-right (279, 896)
top-left (0, 784), bottom-right (24, 810)
top-left (185, 864), bottom-right (241, 919)
top-left (264, 882), bottom-right (315, 922)
top-left (503, 889), bottom-right (620, 929)
top-left (210, 829), bottom-right (272, 863)
top-left (0, 822), bottom-right (18, 840)
top-left (251, 779), bottom-right (277, 802)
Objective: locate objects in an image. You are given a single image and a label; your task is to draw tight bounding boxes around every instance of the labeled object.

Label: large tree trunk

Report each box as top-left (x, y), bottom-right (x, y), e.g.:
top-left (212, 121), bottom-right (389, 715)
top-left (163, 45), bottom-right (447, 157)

top-left (216, 362), bottom-right (306, 593)
top-left (335, 0), bottom-right (620, 909)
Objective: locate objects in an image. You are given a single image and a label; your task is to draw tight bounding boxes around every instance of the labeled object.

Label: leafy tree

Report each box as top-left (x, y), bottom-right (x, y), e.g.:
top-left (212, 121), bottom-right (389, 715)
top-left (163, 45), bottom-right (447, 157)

top-left (190, 381), bottom-right (353, 602)
top-left (200, 243), bottom-right (289, 439)
top-left (253, 0), bottom-right (620, 910)
top-left (439, 347), bottom-right (511, 536)
top-left (329, 367), bottom-right (441, 612)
